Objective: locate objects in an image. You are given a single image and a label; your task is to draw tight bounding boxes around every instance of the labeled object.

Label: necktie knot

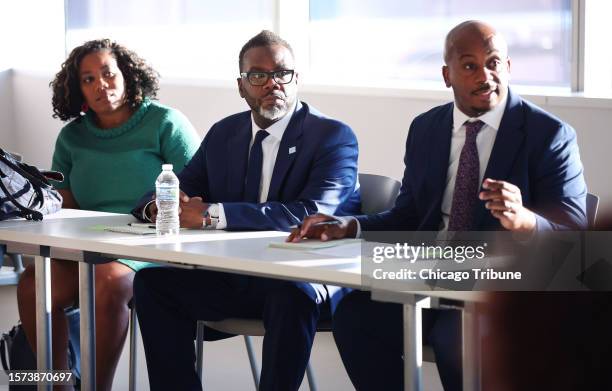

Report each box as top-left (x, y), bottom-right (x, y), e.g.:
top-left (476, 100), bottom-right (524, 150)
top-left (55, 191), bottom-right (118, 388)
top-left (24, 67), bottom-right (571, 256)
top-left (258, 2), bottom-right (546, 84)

top-left (255, 129), bottom-right (270, 143)
top-left (465, 120), bottom-right (484, 141)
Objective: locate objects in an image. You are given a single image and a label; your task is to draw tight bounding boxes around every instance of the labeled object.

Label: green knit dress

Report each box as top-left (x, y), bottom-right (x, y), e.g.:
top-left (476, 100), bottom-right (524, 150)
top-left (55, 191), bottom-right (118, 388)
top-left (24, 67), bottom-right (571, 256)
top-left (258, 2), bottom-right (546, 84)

top-left (51, 99), bottom-right (201, 271)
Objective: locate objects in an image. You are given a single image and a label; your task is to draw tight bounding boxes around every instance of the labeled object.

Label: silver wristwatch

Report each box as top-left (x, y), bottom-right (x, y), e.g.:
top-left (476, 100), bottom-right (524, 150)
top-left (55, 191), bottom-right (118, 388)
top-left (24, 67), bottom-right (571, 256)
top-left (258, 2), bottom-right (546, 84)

top-left (203, 203), bottom-right (220, 228)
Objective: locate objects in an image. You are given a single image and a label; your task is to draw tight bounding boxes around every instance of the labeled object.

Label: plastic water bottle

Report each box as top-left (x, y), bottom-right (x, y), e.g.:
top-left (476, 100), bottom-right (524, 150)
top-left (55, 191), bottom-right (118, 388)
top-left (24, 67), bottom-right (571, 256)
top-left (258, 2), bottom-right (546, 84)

top-left (155, 164), bottom-right (180, 235)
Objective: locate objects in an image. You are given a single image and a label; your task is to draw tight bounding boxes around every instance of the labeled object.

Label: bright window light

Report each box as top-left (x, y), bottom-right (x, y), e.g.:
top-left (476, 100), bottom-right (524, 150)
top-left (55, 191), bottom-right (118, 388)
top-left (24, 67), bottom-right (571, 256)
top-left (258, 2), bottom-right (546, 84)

top-left (65, 0), bottom-right (275, 80)
top-left (308, 0), bottom-right (572, 89)
top-left (584, 1), bottom-right (612, 96)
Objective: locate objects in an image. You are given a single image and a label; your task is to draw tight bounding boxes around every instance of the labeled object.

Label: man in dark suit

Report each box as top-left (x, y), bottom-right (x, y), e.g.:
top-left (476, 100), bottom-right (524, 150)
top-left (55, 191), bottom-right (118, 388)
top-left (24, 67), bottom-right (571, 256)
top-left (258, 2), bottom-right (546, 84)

top-left (289, 20), bottom-right (587, 390)
top-left (132, 30), bottom-right (360, 391)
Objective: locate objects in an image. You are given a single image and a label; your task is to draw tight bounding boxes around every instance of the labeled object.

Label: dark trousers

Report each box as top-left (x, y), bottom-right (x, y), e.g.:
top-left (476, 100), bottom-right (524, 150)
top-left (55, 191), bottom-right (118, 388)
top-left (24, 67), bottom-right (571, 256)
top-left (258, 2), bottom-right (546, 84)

top-left (133, 267), bottom-right (325, 391)
top-left (332, 290), bottom-right (462, 391)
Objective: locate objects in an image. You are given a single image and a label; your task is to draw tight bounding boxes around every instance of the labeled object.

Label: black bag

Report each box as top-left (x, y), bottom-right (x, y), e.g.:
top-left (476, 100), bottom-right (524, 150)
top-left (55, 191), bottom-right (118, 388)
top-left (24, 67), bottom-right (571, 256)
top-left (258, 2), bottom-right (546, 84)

top-left (0, 148), bottom-right (63, 221)
top-left (1, 309), bottom-right (81, 390)
top-left (0, 323), bottom-right (35, 381)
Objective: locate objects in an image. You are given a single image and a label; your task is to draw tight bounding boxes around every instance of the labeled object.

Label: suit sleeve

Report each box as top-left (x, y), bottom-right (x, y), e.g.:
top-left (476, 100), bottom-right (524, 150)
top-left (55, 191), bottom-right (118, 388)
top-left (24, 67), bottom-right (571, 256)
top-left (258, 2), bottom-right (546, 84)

top-left (175, 134), bottom-right (210, 198)
top-left (356, 121), bottom-right (421, 231)
top-left (221, 124), bottom-right (359, 231)
top-left (531, 122), bottom-right (588, 231)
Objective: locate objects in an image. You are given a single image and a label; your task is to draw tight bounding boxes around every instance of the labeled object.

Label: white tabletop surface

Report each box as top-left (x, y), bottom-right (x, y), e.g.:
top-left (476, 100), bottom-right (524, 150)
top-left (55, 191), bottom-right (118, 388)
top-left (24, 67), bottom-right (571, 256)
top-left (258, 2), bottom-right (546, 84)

top-left (0, 209), bottom-right (364, 288)
top-left (1, 209), bottom-right (486, 301)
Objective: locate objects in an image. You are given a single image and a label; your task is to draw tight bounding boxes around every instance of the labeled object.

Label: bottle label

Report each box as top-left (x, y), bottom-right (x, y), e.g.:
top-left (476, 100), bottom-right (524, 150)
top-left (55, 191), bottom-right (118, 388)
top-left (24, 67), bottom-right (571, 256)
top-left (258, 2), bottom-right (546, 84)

top-left (156, 186), bottom-right (178, 201)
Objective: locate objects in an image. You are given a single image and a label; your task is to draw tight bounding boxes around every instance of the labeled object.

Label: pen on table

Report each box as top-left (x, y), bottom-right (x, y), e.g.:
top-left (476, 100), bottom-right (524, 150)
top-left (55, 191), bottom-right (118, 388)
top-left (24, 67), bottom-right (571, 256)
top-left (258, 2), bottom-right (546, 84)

top-left (289, 220), bottom-right (342, 230)
top-left (128, 222), bottom-right (156, 229)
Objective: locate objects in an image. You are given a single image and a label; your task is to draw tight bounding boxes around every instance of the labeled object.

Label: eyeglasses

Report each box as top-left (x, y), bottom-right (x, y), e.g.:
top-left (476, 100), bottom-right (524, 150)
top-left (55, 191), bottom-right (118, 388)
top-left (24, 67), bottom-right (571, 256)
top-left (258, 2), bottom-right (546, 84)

top-left (240, 70), bottom-right (295, 86)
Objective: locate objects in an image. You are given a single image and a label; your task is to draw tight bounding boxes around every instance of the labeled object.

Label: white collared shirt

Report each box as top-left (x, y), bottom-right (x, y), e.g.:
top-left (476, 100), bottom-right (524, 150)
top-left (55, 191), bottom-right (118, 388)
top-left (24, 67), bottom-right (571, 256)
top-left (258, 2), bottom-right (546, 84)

top-left (349, 90), bottom-right (508, 237)
top-left (215, 101), bottom-right (298, 229)
top-left (439, 90), bottom-right (508, 231)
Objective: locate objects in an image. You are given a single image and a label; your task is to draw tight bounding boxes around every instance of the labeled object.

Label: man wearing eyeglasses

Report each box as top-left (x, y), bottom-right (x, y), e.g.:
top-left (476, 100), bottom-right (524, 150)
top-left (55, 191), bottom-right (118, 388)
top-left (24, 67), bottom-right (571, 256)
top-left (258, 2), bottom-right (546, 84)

top-left (132, 30), bottom-right (360, 391)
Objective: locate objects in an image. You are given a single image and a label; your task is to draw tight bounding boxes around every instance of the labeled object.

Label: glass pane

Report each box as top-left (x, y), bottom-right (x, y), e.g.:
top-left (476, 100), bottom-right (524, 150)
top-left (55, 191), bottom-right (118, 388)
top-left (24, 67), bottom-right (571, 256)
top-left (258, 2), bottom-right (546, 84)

top-left (309, 0), bottom-right (572, 88)
top-left (65, 0), bottom-right (274, 80)
top-left (584, 1), bottom-right (612, 95)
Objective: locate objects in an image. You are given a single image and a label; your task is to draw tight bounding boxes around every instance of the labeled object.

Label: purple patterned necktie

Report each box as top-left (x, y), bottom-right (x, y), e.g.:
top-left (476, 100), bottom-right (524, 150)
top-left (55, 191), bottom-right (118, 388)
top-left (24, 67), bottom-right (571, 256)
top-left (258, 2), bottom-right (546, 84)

top-left (448, 120), bottom-right (485, 231)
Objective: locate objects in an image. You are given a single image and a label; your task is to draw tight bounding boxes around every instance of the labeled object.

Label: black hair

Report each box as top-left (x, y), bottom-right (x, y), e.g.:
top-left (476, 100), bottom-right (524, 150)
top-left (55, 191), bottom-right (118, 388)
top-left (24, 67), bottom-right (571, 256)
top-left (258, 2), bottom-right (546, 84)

top-left (51, 39), bottom-right (159, 121)
top-left (238, 30), bottom-right (294, 72)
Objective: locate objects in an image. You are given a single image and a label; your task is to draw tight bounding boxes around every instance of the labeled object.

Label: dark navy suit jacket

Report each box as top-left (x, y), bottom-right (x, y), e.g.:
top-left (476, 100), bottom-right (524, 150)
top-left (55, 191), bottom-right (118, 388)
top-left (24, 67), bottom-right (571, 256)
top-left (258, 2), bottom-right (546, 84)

top-left (357, 88), bottom-right (587, 231)
top-left (135, 101), bottom-right (360, 230)
top-left (179, 101), bottom-right (360, 230)
top-left (134, 101), bottom-right (360, 309)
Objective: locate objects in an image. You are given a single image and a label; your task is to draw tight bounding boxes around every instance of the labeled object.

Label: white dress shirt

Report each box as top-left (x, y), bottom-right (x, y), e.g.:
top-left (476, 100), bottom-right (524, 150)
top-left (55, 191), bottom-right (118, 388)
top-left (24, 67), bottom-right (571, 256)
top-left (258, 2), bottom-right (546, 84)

top-left (438, 92), bottom-right (507, 231)
top-left (349, 91), bottom-right (508, 236)
top-left (215, 101), bottom-right (298, 229)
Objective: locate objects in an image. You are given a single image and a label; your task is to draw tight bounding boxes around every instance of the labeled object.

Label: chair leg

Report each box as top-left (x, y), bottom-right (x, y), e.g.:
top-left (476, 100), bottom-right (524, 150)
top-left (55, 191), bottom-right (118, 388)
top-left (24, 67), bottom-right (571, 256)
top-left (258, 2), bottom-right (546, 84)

top-left (129, 307), bottom-right (138, 391)
top-left (305, 361), bottom-right (317, 391)
top-left (243, 335), bottom-right (260, 389)
top-left (196, 320), bottom-right (205, 386)
top-left (10, 253), bottom-right (25, 274)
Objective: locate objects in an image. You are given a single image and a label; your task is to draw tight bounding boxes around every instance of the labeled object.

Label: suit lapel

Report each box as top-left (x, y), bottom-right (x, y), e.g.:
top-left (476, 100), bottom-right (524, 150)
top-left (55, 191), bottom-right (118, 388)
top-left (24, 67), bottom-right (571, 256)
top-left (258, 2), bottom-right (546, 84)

top-left (267, 102), bottom-right (306, 201)
top-left (473, 89), bottom-right (526, 228)
top-left (426, 104), bottom-right (454, 213)
top-left (227, 116), bottom-right (252, 201)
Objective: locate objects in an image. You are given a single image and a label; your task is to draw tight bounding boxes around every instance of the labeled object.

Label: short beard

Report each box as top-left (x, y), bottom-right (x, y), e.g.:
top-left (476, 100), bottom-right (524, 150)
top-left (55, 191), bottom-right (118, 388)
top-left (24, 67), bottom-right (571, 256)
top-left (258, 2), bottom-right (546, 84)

top-left (258, 104), bottom-right (287, 121)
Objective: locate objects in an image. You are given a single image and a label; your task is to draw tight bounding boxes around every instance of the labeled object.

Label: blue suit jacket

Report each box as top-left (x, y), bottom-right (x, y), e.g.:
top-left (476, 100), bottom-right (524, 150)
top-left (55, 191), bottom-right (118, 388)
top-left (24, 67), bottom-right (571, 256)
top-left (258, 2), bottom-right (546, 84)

top-left (358, 89), bottom-right (587, 231)
top-left (133, 102), bottom-right (360, 310)
top-left (134, 101), bottom-right (361, 230)
top-left (176, 101), bottom-right (360, 230)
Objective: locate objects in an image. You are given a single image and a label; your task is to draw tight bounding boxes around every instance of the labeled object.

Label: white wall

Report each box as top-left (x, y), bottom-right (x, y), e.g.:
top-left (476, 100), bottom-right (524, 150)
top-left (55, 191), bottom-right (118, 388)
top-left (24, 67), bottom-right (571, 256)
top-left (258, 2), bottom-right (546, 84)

top-left (8, 71), bottom-right (612, 217)
top-left (0, 0), bottom-right (64, 155)
top-left (0, 70), bottom-right (16, 152)
top-left (11, 71), bottom-right (63, 163)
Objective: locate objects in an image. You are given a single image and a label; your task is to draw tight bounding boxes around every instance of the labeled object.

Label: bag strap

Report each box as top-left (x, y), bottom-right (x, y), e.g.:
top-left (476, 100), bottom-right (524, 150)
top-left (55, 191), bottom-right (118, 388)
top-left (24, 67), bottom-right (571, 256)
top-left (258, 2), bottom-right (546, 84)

top-left (0, 148), bottom-right (48, 220)
top-left (0, 174), bottom-right (43, 221)
top-left (0, 150), bottom-right (49, 206)
top-left (0, 334), bottom-right (10, 373)
top-left (0, 148), bottom-right (54, 191)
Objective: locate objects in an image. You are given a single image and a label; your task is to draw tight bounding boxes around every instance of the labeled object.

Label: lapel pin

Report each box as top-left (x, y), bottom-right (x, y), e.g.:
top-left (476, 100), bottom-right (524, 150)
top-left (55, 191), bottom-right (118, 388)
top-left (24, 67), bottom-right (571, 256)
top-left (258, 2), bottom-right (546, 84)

top-left (288, 146), bottom-right (296, 155)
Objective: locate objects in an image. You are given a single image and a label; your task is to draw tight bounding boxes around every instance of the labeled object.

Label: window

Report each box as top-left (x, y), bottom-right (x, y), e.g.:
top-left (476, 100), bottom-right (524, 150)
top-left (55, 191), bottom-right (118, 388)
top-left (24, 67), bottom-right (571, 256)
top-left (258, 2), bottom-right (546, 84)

top-left (61, 0), bottom-right (610, 96)
top-left (583, 1), bottom-right (612, 95)
top-left (308, 0), bottom-right (572, 89)
top-left (65, 0), bottom-right (274, 80)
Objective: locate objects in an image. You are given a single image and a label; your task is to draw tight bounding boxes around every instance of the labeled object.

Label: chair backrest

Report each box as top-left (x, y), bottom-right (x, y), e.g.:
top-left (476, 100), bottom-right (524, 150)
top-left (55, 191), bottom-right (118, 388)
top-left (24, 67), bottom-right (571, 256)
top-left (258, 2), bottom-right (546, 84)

top-left (358, 173), bottom-right (401, 215)
top-left (586, 192), bottom-right (599, 229)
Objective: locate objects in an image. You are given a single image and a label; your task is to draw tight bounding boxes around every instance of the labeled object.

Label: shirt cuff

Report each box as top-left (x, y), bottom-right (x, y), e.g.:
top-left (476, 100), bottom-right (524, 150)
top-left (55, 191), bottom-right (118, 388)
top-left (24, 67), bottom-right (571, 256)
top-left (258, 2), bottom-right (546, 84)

top-left (216, 203), bottom-right (227, 230)
top-left (335, 216), bottom-right (361, 238)
top-left (142, 200), bottom-right (155, 222)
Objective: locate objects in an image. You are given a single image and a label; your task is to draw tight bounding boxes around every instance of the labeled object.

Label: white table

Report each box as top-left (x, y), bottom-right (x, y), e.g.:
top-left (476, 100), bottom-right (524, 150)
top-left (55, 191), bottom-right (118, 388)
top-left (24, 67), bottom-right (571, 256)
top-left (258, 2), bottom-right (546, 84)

top-left (0, 209), bottom-right (483, 391)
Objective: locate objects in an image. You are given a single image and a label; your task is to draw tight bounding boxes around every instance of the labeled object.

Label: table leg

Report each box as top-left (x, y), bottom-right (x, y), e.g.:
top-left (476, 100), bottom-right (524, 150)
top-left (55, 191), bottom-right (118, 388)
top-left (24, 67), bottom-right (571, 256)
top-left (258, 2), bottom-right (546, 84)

top-left (462, 302), bottom-right (481, 390)
top-left (79, 262), bottom-right (96, 391)
top-left (403, 301), bottom-right (422, 391)
top-left (34, 255), bottom-right (52, 391)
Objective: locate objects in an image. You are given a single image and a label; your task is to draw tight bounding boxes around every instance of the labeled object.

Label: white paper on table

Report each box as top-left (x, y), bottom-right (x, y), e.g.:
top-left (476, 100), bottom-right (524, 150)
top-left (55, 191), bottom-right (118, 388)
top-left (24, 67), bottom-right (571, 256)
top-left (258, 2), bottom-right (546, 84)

top-left (103, 225), bottom-right (157, 235)
top-left (304, 242), bottom-right (363, 258)
top-left (269, 238), bottom-right (362, 252)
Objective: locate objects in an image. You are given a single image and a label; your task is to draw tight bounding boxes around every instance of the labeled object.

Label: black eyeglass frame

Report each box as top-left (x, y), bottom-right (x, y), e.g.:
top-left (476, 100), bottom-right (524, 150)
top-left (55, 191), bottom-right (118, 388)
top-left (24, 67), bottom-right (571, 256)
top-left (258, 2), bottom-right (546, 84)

top-left (239, 70), bottom-right (296, 86)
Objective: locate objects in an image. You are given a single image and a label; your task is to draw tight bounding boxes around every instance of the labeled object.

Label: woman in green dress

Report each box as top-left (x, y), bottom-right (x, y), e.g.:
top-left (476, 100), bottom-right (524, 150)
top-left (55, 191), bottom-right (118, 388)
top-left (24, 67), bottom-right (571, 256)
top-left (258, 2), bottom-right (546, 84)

top-left (16, 39), bottom-right (200, 391)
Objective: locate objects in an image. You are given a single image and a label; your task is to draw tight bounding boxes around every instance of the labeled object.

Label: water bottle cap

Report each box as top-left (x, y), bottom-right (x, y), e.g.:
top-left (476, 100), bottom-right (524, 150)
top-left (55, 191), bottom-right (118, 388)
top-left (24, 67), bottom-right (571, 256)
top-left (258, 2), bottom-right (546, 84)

top-left (162, 164), bottom-right (173, 171)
